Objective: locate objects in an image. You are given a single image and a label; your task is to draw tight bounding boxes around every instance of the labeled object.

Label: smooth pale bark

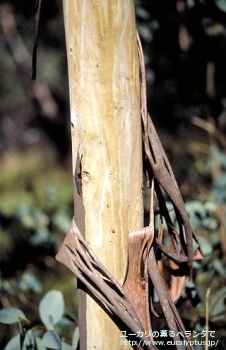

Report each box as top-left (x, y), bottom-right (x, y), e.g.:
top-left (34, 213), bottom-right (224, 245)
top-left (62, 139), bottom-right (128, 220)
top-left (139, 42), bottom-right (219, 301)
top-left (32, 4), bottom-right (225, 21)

top-left (63, 1), bottom-right (143, 349)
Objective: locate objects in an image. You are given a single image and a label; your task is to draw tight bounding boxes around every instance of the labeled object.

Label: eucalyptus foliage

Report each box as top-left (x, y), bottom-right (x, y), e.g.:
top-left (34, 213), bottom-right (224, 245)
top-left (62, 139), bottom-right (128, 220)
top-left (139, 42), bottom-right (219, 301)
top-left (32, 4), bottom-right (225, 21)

top-left (0, 290), bottom-right (79, 350)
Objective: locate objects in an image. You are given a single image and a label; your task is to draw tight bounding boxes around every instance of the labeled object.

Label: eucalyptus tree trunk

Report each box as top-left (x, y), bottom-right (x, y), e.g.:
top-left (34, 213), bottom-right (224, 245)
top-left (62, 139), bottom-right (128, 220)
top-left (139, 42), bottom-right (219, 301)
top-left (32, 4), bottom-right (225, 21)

top-left (62, 1), bottom-right (143, 349)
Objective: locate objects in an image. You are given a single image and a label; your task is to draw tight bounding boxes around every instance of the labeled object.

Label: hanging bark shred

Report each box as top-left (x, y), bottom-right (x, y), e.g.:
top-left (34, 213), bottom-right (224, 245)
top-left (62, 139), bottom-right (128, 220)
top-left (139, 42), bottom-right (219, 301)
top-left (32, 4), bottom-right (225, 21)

top-left (55, 33), bottom-right (203, 350)
top-left (35, 2), bottom-right (206, 345)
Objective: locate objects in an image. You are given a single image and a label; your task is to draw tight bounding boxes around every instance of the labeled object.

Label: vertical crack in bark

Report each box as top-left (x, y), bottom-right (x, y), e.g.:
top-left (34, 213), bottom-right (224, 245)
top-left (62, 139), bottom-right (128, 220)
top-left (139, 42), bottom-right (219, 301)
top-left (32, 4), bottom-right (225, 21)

top-left (55, 28), bottom-right (203, 350)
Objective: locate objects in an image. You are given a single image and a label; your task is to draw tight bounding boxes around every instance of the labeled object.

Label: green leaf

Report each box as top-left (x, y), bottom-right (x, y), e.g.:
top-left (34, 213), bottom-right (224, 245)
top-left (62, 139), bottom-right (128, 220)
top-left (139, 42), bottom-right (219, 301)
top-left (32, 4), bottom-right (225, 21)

top-left (185, 201), bottom-right (206, 229)
top-left (216, 0), bottom-right (226, 12)
top-left (72, 326), bottom-right (79, 349)
top-left (29, 227), bottom-right (52, 246)
top-left (211, 259), bottom-right (225, 276)
top-left (39, 290), bottom-right (65, 328)
top-left (21, 329), bottom-right (42, 350)
top-left (5, 332), bottom-right (41, 350)
top-left (4, 335), bottom-right (20, 350)
top-left (42, 330), bottom-right (61, 350)
top-left (0, 307), bottom-right (26, 324)
top-left (187, 0), bottom-right (195, 8)
top-left (136, 7), bottom-right (150, 20)
top-left (209, 287), bottom-right (226, 324)
top-left (198, 236), bottom-right (212, 255)
top-left (34, 337), bottom-right (42, 349)
top-left (18, 271), bottom-right (42, 293)
top-left (62, 342), bottom-right (74, 350)
top-left (52, 212), bottom-right (71, 233)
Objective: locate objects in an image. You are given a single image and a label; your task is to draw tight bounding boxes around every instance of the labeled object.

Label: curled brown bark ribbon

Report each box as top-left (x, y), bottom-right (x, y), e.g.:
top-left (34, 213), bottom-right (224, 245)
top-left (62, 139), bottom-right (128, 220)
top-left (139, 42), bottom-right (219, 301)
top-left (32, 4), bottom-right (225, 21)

top-left (56, 219), bottom-right (157, 350)
top-left (56, 33), bottom-right (203, 350)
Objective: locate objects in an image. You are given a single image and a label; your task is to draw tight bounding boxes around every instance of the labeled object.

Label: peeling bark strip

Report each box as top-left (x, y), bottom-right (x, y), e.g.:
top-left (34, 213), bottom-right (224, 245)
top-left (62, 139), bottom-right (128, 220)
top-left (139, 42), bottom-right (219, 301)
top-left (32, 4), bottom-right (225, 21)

top-left (56, 34), bottom-right (203, 350)
top-left (137, 33), bottom-right (203, 280)
top-left (56, 219), bottom-right (156, 350)
top-left (51, 3), bottom-right (203, 350)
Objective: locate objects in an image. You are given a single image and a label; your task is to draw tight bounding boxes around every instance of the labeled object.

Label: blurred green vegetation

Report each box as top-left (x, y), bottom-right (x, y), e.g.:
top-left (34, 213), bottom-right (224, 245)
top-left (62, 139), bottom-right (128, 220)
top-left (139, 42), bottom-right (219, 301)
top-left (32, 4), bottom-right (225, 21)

top-left (0, 151), bottom-right (72, 215)
top-left (0, 0), bottom-right (226, 349)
